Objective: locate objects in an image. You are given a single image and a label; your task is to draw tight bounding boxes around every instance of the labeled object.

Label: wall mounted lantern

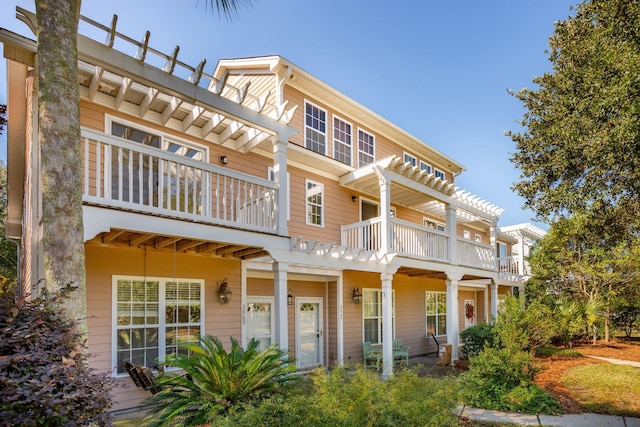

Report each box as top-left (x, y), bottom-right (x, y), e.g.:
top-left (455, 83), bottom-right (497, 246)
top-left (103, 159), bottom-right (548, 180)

top-left (220, 155), bottom-right (229, 165)
top-left (287, 292), bottom-right (294, 306)
top-left (218, 278), bottom-right (232, 304)
top-left (352, 287), bottom-right (362, 304)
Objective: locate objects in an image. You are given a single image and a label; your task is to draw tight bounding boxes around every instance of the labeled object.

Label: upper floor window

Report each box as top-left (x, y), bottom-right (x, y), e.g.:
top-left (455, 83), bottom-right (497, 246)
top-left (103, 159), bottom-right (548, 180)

top-left (306, 179), bottom-right (324, 227)
top-left (463, 230), bottom-right (471, 239)
top-left (403, 152), bottom-right (417, 167)
top-left (420, 161), bottom-right (432, 174)
top-left (358, 129), bottom-right (375, 167)
top-left (434, 168), bottom-right (446, 181)
top-left (305, 101), bottom-right (327, 155)
top-left (333, 116), bottom-right (352, 166)
top-left (475, 234), bottom-right (482, 243)
top-left (424, 218), bottom-right (445, 232)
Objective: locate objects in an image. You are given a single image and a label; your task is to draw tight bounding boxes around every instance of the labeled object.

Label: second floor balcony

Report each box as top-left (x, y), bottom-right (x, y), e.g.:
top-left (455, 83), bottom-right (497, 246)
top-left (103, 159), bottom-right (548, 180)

top-left (81, 128), bottom-right (281, 235)
top-left (341, 217), bottom-right (500, 271)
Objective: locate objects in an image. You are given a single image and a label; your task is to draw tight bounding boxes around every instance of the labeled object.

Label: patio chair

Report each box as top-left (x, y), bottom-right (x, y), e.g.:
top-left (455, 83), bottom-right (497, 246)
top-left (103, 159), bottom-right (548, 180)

top-left (363, 341), bottom-right (382, 370)
top-left (392, 338), bottom-right (410, 365)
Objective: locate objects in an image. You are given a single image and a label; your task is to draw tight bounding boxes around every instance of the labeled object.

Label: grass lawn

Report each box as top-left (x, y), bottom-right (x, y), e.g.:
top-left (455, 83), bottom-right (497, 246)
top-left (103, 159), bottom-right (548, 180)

top-left (561, 363), bottom-right (640, 417)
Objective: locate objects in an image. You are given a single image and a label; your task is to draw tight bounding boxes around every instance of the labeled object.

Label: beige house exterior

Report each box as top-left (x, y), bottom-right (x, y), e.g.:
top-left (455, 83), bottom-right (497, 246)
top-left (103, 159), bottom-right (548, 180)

top-left (1, 9), bottom-right (541, 411)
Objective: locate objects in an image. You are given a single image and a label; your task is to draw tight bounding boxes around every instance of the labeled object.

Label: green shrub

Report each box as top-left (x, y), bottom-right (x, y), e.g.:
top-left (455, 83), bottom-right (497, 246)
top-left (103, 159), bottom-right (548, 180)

top-left (225, 366), bottom-right (461, 426)
top-left (0, 289), bottom-right (113, 426)
top-left (459, 323), bottom-right (497, 358)
top-left (144, 335), bottom-right (299, 426)
top-left (495, 296), bottom-right (555, 355)
top-left (461, 346), bottom-right (561, 414)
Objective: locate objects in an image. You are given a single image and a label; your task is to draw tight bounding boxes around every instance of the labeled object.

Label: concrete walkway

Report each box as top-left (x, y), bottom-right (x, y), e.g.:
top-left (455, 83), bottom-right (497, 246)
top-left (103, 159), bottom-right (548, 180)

top-left (457, 406), bottom-right (640, 426)
top-left (587, 355), bottom-right (640, 367)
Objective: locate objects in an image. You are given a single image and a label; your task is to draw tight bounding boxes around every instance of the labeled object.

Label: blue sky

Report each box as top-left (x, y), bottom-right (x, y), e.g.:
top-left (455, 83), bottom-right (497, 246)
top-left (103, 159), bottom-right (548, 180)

top-left (0, 0), bottom-right (577, 228)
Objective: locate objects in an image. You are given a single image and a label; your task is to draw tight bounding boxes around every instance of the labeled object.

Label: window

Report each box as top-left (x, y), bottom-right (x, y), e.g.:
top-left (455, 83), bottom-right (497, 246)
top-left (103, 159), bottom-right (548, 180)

top-left (305, 101), bottom-right (327, 155)
top-left (425, 292), bottom-right (446, 337)
top-left (108, 119), bottom-right (206, 213)
top-left (333, 116), bottom-right (352, 166)
top-left (475, 234), bottom-right (482, 243)
top-left (363, 288), bottom-right (395, 345)
top-left (113, 276), bottom-right (203, 375)
top-left (463, 230), bottom-right (471, 239)
top-left (403, 152), bottom-right (417, 167)
top-left (306, 179), bottom-right (324, 227)
top-left (434, 168), bottom-right (446, 180)
top-left (246, 297), bottom-right (274, 351)
top-left (420, 161), bottom-right (432, 174)
top-left (424, 218), bottom-right (445, 232)
top-left (358, 129), bottom-right (375, 167)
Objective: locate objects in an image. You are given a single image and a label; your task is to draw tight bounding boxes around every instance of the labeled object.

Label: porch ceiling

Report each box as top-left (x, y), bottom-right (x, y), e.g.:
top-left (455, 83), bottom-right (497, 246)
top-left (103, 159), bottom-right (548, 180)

top-left (395, 267), bottom-right (490, 282)
top-left (91, 229), bottom-right (270, 260)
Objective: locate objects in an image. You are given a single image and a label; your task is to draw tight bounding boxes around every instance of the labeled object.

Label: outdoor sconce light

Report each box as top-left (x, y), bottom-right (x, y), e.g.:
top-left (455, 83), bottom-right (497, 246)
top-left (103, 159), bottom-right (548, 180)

top-left (218, 278), bottom-right (232, 305)
top-left (287, 292), bottom-right (294, 306)
top-left (352, 287), bottom-right (362, 304)
top-left (351, 195), bottom-right (357, 202)
top-left (220, 155), bottom-right (229, 165)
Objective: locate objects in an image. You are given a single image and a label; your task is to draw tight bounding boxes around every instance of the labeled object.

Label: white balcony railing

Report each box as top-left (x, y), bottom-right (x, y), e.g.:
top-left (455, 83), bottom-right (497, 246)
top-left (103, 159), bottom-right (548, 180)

top-left (390, 218), bottom-right (448, 262)
top-left (497, 256), bottom-right (519, 275)
top-left (456, 239), bottom-right (495, 270)
top-left (82, 128), bottom-right (279, 234)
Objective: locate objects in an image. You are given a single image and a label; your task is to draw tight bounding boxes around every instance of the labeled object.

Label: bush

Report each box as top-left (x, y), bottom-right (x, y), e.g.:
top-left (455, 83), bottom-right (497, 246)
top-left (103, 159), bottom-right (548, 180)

top-left (461, 346), bottom-right (561, 414)
top-left (495, 296), bottom-right (555, 355)
top-left (0, 288), bottom-right (113, 426)
top-left (459, 323), bottom-right (497, 358)
top-left (144, 335), bottom-right (299, 426)
top-left (225, 366), bottom-right (461, 426)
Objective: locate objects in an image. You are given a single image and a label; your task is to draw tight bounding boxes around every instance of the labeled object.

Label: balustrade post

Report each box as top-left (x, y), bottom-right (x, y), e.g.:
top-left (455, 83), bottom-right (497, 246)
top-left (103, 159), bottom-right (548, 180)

top-left (273, 136), bottom-right (288, 236)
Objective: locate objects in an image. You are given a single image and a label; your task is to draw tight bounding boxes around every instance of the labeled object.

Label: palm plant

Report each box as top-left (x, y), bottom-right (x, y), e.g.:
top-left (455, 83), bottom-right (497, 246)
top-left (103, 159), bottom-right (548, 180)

top-left (144, 335), bottom-right (298, 426)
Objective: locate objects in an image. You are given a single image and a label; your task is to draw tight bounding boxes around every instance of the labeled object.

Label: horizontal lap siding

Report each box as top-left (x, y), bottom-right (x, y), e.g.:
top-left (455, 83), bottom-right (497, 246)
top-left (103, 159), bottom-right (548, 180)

top-left (287, 166), bottom-right (356, 243)
top-left (86, 244), bottom-right (241, 411)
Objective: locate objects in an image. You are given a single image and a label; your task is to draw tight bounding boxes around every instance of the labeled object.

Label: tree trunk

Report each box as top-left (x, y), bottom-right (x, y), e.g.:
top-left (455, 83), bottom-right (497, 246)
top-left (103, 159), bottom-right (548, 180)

top-left (35, 0), bottom-right (86, 335)
top-left (604, 307), bottom-right (610, 342)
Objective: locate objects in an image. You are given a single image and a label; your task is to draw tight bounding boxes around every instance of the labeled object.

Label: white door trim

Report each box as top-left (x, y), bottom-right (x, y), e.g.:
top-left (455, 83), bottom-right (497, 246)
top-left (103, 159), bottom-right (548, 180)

top-left (295, 297), bottom-right (324, 369)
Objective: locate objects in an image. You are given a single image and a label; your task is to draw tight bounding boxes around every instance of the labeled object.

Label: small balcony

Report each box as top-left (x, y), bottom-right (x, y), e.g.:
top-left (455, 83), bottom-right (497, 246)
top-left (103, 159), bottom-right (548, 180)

top-left (81, 128), bottom-right (280, 234)
top-left (341, 217), bottom-right (497, 271)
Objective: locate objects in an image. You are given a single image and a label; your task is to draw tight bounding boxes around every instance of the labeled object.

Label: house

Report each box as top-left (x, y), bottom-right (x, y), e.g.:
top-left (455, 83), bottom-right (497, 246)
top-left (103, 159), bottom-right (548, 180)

top-left (2, 8), bottom-right (529, 412)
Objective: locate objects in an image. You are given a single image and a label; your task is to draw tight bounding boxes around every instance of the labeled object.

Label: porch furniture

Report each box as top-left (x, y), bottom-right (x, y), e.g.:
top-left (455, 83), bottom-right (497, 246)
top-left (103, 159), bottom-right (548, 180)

top-left (392, 338), bottom-right (410, 365)
top-left (124, 361), bottom-right (162, 394)
top-left (363, 341), bottom-right (383, 370)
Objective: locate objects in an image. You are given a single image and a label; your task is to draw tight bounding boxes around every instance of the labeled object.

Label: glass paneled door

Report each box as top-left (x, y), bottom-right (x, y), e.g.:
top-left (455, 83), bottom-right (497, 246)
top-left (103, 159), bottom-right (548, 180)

top-left (296, 298), bottom-right (323, 369)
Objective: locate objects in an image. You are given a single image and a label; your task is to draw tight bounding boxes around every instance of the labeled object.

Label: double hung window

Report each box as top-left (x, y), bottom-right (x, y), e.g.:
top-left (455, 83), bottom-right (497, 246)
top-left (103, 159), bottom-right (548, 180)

top-left (358, 129), bottom-right (375, 167)
top-left (305, 101), bottom-right (327, 155)
top-left (362, 288), bottom-right (394, 344)
top-left (333, 116), bottom-right (352, 165)
top-left (114, 276), bottom-right (203, 375)
top-left (306, 179), bottom-right (324, 227)
top-left (425, 291), bottom-right (446, 337)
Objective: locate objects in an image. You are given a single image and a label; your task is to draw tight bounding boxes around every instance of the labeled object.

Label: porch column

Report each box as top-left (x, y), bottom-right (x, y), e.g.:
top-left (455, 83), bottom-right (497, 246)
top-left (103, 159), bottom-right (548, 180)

top-left (490, 280), bottom-right (498, 323)
top-left (381, 272), bottom-right (394, 379)
top-left (446, 272), bottom-right (463, 362)
top-left (273, 262), bottom-right (289, 352)
top-left (377, 171), bottom-right (392, 253)
top-left (490, 225), bottom-right (497, 271)
top-left (273, 136), bottom-right (288, 236)
top-left (337, 273), bottom-right (344, 366)
top-left (446, 204), bottom-right (457, 264)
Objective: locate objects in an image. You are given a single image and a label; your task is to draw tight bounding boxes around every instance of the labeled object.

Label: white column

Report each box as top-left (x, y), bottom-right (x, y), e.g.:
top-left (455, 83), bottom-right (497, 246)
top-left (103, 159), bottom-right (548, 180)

top-left (273, 262), bottom-right (289, 352)
top-left (273, 137), bottom-right (288, 236)
top-left (490, 280), bottom-right (498, 323)
top-left (378, 172), bottom-right (391, 253)
top-left (337, 273), bottom-right (344, 366)
top-left (446, 204), bottom-right (457, 264)
top-left (490, 225), bottom-right (497, 271)
top-left (381, 272), bottom-right (394, 379)
top-left (484, 285), bottom-right (489, 323)
top-left (446, 272), bottom-right (462, 362)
